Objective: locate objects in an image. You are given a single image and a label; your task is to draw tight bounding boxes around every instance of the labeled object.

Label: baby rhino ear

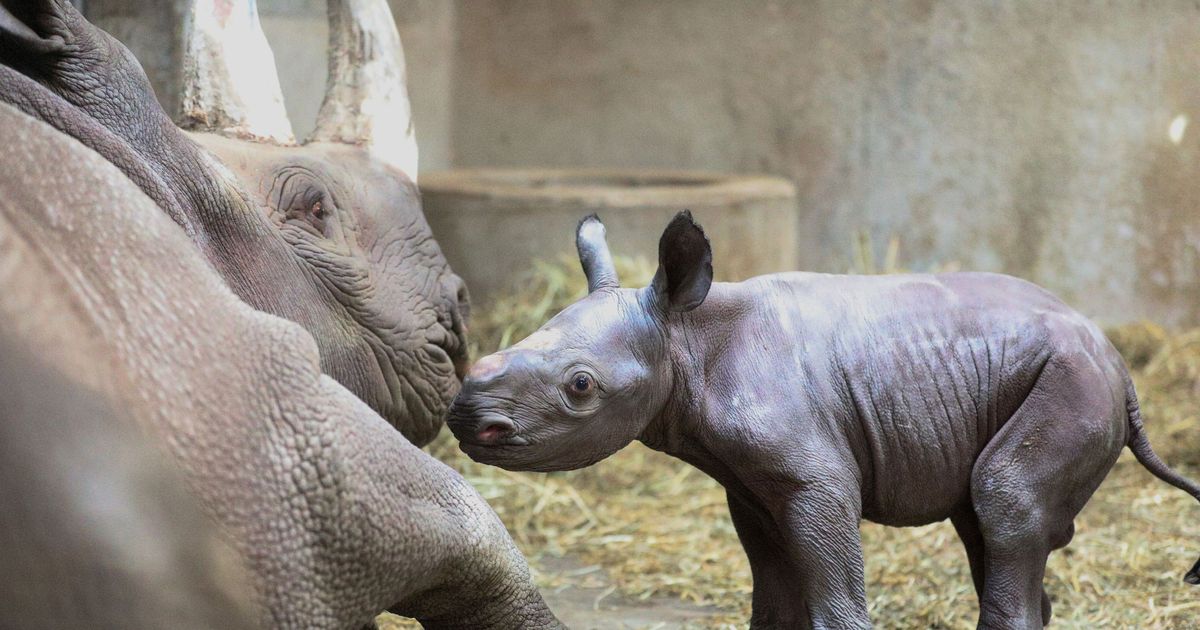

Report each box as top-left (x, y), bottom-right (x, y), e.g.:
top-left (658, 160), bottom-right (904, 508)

top-left (652, 210), bottom-right (713, 313)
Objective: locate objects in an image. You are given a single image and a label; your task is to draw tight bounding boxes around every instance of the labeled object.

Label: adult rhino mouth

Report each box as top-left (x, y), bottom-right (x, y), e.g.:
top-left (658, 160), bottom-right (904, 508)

top-left (327, 265), bottom-right (469, 446)
top-left (426, 322), bottom-right (469, 382)
top-left (360, 324), bottom-right (465, 447)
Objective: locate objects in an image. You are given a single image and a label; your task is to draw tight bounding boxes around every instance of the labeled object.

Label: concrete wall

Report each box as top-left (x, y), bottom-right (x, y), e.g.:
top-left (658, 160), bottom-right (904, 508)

top-left (450, 0), bottom-right (1200, 325)
top-left (85, 1), bottom-right (186, 117)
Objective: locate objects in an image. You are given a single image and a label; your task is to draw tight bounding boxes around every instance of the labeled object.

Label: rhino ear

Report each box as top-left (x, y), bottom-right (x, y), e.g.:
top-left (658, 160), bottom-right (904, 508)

top-left (0, 1), bottom-right (67, 60)
top-left (651, 210), bottom-right (713, 313)
top-left (576, 214), bottom-right (619, 293)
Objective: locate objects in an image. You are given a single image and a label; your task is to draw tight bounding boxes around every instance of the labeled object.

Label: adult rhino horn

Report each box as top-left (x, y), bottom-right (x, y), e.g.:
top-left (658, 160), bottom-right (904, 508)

top-left (308, 0), bottom-right (418, 183)
top-left (178, 0), bottom-right (296, 144)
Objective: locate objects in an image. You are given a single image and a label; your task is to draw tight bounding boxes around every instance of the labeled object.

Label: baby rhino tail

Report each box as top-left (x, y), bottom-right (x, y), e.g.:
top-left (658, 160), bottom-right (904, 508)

top-left (1123, 375), bottom-right (1200, 584)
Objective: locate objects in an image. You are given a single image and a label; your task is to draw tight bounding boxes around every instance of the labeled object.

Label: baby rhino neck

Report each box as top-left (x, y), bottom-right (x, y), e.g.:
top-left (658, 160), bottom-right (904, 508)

top-left (638, 283), bottom-right (763, 491)
top-left (639, 279), bottom-right (842, 510)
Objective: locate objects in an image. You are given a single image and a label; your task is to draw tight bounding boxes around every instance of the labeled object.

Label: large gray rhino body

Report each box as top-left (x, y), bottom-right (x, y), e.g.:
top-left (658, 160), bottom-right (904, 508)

top-left (449, 212), bottom-right (1200, 629)
top-left (0, 2), bottom-right (560, 625)
top-left (0, 192), bottom-right (255, 629)
top-left (0, 101), bottom-right (558, 627)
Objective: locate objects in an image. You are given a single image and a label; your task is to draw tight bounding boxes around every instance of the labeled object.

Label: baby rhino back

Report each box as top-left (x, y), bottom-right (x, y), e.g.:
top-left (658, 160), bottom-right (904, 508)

top-left (755, 271), bottom-right (1122, 525)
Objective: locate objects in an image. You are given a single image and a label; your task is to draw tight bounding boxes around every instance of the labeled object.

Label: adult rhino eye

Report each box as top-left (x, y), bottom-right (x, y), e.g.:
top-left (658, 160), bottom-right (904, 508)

top-left (284, 194), bottom-right (334, 237)
top-left (568, 372), bottom-right (594, 396)
top-left (268, 168), bottom-right (338, 239)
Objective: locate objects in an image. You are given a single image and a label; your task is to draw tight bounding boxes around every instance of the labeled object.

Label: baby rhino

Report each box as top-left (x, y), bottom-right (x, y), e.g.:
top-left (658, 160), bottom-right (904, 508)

top-left (448, 211), bottom-right (1200, 629)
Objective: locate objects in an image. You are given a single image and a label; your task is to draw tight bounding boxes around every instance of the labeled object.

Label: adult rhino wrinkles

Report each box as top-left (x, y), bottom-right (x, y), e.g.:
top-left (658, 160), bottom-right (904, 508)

top-left (0, 177), bottom-right (257, 630)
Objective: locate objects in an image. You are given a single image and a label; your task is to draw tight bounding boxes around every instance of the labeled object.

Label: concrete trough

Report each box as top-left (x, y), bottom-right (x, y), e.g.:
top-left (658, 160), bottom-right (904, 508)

top-left (420, 169), bottom-right (799, 306)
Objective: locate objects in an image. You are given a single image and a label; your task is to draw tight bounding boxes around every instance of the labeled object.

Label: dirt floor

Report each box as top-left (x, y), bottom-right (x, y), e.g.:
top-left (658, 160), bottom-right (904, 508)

top-left (512, 555), bottom-right (722, 628)
top-left (381, 260), bottom-right (1200, 629)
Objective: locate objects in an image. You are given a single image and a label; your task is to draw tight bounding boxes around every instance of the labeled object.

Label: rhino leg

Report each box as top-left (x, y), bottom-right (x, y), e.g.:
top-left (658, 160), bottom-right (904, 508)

top-left (952, 505), bottom-right (1057, 626)
top-left (968, 356), bottom-right (1123, 630)
top-left (774, 473), bottom-right (871, 629)
top-left (727, 490), bottom-right (809, 628)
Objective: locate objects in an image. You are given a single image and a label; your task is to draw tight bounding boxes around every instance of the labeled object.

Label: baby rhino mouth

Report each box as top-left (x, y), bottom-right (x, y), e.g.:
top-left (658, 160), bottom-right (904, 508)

top-left (446, 400), bottom-right (529, 449)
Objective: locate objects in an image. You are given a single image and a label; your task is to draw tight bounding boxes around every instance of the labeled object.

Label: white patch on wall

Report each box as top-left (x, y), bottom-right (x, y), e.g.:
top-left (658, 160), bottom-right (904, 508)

top-left (1169, 114), bottom-right (1188, 145)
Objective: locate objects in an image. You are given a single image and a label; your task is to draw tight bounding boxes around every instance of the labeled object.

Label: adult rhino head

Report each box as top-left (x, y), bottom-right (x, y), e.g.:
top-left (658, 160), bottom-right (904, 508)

top-left (0, 0), bottom-right (466, 445)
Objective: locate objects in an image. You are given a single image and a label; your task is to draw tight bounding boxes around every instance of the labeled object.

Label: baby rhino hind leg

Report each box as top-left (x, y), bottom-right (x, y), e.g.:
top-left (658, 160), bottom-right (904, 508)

top-left (967, 356), bottom-right (1124, 630)
top-left (951, 507), bottom-right (1065, 626)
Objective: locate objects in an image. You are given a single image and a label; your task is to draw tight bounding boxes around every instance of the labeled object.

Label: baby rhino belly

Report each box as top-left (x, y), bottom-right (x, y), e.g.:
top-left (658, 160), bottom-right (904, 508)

top-left (842, 334), bottom-right (1043, 525)
top-left (857, 400), bottom-right (993, 527)
top-left (863, 437), bottom-right (979, 526)
top-left (825, 304), bottom-right (1051, 526)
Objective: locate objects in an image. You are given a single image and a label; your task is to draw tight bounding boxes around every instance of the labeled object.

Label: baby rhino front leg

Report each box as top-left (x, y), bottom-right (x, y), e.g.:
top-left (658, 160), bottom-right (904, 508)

top-left (750, 472), bottom-right (871, 629)
top-left (727, 492), bottom-right (810, 627)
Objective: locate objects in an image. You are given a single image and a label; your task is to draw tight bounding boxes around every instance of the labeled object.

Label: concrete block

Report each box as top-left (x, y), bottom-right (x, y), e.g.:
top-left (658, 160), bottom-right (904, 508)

top-left (421, 169), bottom-right (798, 306)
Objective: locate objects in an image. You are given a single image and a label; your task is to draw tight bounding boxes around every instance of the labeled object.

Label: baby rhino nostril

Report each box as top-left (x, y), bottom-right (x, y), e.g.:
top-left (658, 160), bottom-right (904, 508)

top-left (477, 421), bottom-right (513, 444)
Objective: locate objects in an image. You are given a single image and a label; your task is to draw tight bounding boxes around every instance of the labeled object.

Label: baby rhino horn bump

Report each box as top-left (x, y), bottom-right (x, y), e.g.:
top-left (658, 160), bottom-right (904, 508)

top-left (468, 353), bottom-right (509, 381)
top-left (576, 213), bottom-right (619, 293)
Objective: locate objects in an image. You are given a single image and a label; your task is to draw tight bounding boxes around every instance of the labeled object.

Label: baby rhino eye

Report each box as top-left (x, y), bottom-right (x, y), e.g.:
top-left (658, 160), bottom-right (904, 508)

top-left (568, 372), bottom-right (594, 395)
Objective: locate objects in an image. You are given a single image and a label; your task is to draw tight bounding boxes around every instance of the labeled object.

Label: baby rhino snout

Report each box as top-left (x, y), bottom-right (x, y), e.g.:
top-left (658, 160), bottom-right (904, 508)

top-left (472, 415), bottom-right (515, 443)
top-left (447, 355), bottom-right (527, 446)
top-left (446, 403), bottom-right (525, 446)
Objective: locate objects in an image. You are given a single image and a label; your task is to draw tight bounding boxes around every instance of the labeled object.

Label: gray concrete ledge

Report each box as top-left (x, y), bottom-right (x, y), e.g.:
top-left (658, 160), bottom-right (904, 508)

top-left (421, 169), bottom-right (799, 306)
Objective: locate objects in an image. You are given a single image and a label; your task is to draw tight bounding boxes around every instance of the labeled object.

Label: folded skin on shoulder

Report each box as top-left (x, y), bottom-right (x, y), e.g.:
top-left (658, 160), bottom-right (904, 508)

top-left (0, 179), bottom-right (258, 630)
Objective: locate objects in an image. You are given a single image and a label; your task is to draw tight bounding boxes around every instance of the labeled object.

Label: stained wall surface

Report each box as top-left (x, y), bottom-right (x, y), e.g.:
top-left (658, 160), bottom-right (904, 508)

top-left (450, 1), bottom-right (1200, 325)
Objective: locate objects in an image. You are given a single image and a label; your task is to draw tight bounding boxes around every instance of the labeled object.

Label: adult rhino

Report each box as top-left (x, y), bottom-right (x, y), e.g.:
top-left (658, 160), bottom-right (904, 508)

top-left (0, 0), bottom-right (463, 446)
top-left (0, 101), bottom-right (561, 627)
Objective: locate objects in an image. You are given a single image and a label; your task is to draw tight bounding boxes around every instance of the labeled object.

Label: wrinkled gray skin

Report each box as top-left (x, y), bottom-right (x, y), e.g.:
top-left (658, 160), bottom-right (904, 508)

top-left (0, 0), bottom-right (466, 445)
top-left (450, 211), bottom-right (1200, 629)
top-left (0, 207), bottom-right (256, 629)
top-left (0, 75), bottom-right (559, 630)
